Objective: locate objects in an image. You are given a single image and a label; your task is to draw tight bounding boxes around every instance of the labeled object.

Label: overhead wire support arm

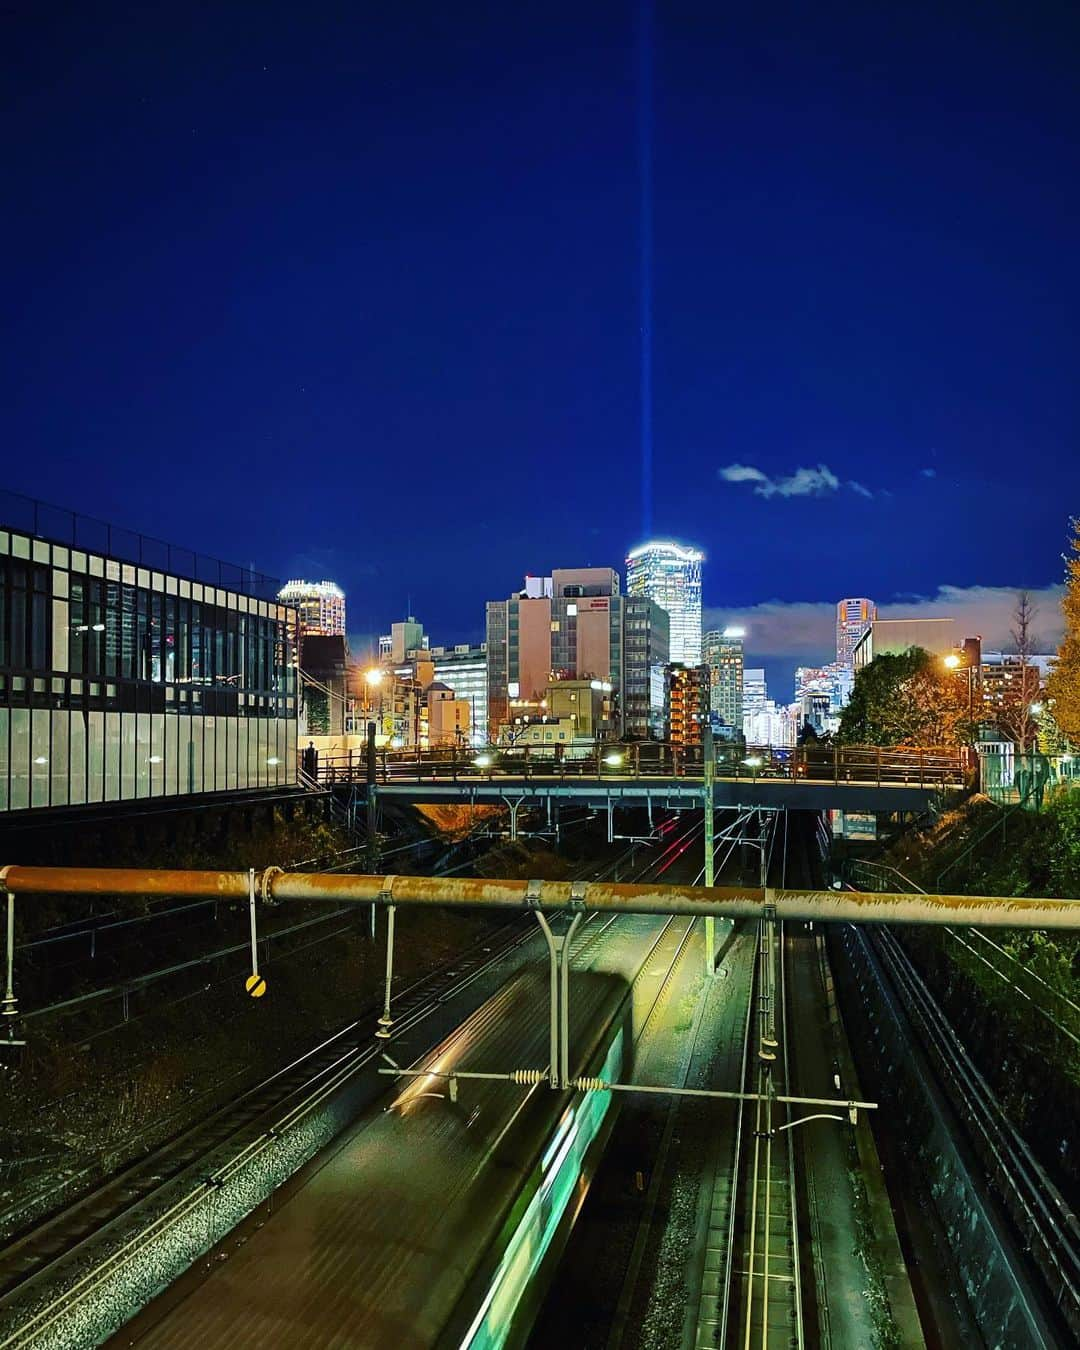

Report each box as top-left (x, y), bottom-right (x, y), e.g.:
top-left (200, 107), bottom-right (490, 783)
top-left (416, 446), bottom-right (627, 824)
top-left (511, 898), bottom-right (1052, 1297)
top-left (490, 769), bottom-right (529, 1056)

top-left (375, 876), bottom-right (398, 1039)
top-left (0, 870), bottom-right (25, 1053)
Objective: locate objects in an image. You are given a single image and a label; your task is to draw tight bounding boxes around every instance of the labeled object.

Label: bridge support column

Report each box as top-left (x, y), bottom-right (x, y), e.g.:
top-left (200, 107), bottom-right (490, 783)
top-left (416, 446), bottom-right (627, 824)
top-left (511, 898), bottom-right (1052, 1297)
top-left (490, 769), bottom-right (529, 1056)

top-left (607, 799), bottom-right (615, 844)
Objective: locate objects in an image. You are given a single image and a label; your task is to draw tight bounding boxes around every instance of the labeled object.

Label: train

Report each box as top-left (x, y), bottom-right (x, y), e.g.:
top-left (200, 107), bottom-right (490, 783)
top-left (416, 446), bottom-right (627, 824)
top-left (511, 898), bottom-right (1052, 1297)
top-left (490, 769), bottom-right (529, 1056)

top-left (129, 915), bottom-right (670, 1349)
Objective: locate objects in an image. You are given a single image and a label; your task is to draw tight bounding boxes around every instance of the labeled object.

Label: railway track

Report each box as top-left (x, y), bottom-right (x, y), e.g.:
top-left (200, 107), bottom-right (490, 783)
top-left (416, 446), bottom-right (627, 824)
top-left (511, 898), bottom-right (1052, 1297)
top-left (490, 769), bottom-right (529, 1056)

top-left (721, 918), bottom-right (803, 1350)
top-left (0, 822), bottom-right (689, 1343)
top-left (684, 814), bottom-right (810, 1350)
top-left (0, 913), bottom-right (538, 1321)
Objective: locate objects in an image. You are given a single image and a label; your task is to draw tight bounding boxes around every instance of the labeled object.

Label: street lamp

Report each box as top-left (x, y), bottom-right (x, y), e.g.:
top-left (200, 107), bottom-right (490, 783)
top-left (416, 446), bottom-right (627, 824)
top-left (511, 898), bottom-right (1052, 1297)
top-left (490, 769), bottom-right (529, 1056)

top-left (603, 751), bottom-right (625, 768)
top-left (363, 668), bottom-right (386, 743)
top-left (943, 652), bottom-right (975, 725)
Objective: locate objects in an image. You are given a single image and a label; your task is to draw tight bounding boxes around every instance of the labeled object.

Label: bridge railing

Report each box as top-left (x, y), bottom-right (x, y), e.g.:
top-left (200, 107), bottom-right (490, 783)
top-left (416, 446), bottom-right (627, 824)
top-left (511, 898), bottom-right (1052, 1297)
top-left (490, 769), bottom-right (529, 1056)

top-left (301, 743), bottom-right (968, 790)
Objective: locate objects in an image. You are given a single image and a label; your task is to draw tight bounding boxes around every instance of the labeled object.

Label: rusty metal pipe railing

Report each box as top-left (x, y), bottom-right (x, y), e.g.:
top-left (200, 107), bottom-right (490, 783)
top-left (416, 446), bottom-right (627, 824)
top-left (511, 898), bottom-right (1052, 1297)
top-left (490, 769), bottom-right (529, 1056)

top-left (1, 867), bottom-right (1077, 930)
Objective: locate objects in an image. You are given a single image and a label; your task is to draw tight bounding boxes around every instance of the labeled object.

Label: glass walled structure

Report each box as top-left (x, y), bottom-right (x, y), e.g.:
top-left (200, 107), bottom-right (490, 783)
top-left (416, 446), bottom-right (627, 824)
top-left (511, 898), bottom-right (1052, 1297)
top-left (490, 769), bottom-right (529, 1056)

top-left (0, 524), bottom-right (297, 812)
top-left (625, 541), bottom-right (704, 667)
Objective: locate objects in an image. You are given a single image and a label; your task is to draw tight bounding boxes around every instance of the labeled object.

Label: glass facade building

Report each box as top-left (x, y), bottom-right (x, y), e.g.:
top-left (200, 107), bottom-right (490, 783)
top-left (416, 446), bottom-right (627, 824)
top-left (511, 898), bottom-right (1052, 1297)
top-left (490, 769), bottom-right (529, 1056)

top-left (626, 542), bottom-right (704, 666)
top-left (0, 524), bottom-right (297, 812)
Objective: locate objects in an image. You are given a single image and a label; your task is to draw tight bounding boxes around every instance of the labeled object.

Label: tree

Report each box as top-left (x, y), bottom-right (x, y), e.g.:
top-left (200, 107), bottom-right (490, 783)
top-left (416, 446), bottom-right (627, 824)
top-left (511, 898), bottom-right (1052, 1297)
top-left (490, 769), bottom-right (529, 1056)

top-left (836, 646), bottom-right (969, 747)
top-left (996, 591), bottom-right (1043, 752)
top-left (1047, 519), bottom-right (1080, 743)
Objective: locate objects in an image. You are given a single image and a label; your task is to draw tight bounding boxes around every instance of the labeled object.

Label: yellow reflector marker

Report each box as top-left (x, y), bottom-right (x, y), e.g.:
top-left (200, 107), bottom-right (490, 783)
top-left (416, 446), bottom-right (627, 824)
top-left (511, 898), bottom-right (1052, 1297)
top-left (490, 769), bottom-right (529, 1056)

top-left (245, 973), bottom-right (267, 998)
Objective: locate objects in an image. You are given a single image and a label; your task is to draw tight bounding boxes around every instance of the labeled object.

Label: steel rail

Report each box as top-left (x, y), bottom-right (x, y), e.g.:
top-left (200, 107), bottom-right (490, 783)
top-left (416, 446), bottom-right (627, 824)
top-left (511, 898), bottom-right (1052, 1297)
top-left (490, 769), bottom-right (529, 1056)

top-left (3, 867), bottom-right (1078, 929)
top-left (0, 915), bottom-right (549, 1348)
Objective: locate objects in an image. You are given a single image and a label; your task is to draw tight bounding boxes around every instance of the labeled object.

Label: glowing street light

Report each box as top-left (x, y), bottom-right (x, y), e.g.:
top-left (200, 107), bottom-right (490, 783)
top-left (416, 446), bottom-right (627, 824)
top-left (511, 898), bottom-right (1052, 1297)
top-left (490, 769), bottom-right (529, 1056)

top-left (364, 668), bottom-right (385, 688)
top-left (943, 653), bottom-right (962, 670)
top-left (603, 751), bottom-right (625, 767)
top-left (473, 754), bottom-right (493, 769)
top-left (1031, 702), bottom-right (1044, 715)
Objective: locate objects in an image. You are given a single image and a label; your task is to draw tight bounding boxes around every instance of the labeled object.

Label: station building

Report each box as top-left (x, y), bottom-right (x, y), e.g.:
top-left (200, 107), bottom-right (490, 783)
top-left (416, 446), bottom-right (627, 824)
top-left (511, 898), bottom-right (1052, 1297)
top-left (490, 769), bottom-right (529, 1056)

top-left (0, 507), bottom-right (297, 813)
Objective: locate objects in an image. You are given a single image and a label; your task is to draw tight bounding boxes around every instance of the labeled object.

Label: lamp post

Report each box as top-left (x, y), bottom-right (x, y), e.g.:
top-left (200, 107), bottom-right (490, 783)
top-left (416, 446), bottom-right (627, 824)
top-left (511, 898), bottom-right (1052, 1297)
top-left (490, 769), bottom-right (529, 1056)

top-left (364, 668), bottom-right (385, 745)
top-left (944, 652), bottom-right (975, 726)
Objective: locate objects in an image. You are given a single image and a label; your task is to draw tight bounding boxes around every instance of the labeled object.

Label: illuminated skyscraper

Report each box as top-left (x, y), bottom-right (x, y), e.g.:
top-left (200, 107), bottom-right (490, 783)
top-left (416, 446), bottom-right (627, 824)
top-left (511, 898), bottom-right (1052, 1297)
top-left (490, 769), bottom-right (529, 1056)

top-left (626, 541), bottom-right (704, 665)
top-left (836, 597), bottom-right (876, 667)
top-left (703, 627), bottom-right (744, 729)
top-left (277, 579), bottom-right (346, 637)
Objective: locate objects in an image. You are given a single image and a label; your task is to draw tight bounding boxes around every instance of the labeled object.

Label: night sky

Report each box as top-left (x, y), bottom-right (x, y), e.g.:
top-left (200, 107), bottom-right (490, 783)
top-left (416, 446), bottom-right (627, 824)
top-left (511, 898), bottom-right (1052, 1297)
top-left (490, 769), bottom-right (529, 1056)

top-left (4, 2), bottom-right (1078, 690)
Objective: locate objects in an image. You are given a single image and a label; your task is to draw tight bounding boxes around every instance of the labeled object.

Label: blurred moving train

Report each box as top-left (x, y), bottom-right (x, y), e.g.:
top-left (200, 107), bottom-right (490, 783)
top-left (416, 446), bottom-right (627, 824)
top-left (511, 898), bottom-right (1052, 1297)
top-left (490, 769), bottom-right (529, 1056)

top-left (127, 914), bottom-right (673, 1349)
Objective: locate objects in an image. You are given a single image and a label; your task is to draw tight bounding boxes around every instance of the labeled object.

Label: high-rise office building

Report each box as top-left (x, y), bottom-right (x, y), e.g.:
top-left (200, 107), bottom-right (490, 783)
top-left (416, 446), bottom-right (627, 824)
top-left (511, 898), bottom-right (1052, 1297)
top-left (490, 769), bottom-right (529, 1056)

top-left (622, 596), bottom-right (670, 740)
top-left (486, 568), bottom-right (624, 739)
top-left (836, 597), bottom-right (876, 667)
top-left (626, 541), bottom-right (704, 666)
top-left (703, 627), bottom-right (744, 730)
top-left (486, 567), bottom-right (676, 741)
top-left (277, 579), bottom-right (346, 638)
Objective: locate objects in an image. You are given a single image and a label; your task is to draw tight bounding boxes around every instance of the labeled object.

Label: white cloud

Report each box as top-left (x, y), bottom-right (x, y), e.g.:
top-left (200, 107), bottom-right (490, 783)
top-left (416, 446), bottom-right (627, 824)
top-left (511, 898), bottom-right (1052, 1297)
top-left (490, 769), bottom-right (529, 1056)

top-left (921, 468), bottom-right (937, 478)
top-left (718, 463), bottom-right (770, 485)
top-left (704, 584), bottom-right (1065, 666)
top-left (718, 462), bottom-right (870, 499)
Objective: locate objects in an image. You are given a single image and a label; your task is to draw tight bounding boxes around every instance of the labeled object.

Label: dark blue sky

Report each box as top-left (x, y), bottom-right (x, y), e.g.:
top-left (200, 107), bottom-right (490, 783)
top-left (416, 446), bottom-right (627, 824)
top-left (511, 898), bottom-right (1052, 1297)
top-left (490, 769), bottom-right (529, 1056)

top-left (4, 1), bottom-right (1078, 676)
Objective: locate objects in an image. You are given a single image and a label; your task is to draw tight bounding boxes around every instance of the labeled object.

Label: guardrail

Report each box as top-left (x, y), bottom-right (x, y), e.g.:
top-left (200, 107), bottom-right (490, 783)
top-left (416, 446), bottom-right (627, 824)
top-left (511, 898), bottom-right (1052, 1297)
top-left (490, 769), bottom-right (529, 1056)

top-left (301, 743), bottom-right (969, 791)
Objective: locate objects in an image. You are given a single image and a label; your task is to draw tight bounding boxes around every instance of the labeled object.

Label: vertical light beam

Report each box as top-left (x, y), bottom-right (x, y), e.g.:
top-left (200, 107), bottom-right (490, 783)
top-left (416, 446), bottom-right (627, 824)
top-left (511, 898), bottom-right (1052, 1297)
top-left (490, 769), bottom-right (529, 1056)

top-left (639, 0), bottom-right (654, 541)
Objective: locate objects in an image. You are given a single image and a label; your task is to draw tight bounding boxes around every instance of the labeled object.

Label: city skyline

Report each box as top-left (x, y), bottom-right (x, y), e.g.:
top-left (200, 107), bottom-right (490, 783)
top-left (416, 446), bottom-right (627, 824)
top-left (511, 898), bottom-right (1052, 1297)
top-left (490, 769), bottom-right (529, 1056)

top-left (7, 481), bottom-right (1055, 705)
top-left (2, 8), bottom-right (1078, 1341)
